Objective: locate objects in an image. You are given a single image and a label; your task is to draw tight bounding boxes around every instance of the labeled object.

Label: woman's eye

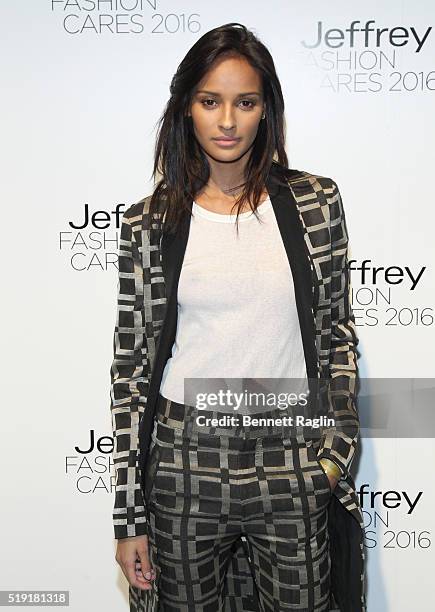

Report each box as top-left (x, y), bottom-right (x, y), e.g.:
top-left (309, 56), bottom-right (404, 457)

top-left (201, 99), bottom-right (217, 108)
top-left (239, 100), bottom-right (255, 109)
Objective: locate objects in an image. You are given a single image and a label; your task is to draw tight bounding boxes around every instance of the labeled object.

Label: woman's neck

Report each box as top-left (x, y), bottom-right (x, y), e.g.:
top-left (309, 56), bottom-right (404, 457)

top-left (194, 152), bottom-right (268, 214)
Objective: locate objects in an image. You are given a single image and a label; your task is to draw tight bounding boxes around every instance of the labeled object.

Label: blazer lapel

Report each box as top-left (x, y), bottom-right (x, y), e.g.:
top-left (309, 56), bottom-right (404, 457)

top-left (265, 165), bottom-right (318, 381)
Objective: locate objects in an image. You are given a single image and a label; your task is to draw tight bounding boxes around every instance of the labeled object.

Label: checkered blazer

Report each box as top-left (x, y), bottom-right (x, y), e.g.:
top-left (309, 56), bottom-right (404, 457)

top-left (109, 162), bottom-right (366, 610)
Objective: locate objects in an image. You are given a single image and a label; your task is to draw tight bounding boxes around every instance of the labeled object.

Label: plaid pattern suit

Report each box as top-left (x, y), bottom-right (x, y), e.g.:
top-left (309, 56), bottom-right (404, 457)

top-left (109, 162), bottom-right (367, 611)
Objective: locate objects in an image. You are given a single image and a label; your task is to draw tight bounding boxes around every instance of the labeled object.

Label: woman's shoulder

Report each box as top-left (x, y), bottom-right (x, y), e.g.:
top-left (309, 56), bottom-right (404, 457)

top-left (121, 193), bottom-right (168, 236)
top-left (272, 164), bottom-right (345, 228)
top-left (272, 162), bottom-right (337, 195)
top-left (120, 193), bottom-right (168, 249)
top-left (122, 194), bottom-right (153, 222)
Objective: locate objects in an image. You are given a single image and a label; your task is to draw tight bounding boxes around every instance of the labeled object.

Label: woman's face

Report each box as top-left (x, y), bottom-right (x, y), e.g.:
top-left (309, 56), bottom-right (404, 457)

top-left (188, 54), bottom-right (265, 162)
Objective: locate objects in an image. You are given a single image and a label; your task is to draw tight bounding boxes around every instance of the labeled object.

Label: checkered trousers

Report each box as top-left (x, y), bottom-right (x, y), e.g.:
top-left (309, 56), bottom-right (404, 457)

top-left (141, 393), bottom-right (332, 612)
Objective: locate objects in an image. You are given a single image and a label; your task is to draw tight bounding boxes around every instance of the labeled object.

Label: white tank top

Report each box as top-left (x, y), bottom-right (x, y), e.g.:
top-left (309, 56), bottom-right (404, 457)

top-left (159, 195), bottom-right (308, 404)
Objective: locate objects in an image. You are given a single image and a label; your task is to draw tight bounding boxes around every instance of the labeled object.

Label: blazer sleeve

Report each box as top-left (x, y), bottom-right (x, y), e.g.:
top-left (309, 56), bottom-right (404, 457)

top-left (316, 180), bottom-right (361, 480)
top-left (110, 210), bottom-right (149, 539)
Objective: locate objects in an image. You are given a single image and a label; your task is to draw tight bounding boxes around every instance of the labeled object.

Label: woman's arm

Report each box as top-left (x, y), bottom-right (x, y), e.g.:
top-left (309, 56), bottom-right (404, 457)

top-left (110, 210), bottom-right (149, 539)
top-left (317, 180), bottom-right (361, 480)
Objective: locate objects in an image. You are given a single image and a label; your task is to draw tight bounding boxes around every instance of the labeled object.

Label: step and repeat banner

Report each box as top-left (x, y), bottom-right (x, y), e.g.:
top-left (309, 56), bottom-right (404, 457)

top-left (2, 1), bottom-right (434, 610)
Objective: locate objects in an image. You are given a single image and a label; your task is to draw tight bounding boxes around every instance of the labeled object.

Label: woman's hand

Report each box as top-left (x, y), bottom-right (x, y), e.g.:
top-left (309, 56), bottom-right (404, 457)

top-left (115, 534), bottom-right (156, 591)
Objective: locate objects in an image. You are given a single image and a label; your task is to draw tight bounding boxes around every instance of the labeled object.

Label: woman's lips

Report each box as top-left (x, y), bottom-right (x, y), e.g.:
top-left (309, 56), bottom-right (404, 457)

top-left (212, 138), bottom-right (241, 148)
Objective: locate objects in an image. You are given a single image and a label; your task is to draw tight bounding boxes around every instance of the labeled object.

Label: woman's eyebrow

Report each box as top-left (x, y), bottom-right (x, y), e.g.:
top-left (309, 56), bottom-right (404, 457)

top-left (195, 89), bottom-right (261, 96)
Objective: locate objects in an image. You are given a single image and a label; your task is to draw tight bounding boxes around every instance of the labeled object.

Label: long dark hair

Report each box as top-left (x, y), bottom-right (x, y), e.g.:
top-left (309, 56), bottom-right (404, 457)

top-left (148, 22), bottom-right (289, 235)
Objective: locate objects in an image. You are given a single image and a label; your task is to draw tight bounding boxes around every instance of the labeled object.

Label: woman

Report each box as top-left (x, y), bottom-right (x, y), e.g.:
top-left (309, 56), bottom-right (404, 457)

top-left (110, 23), bottom-right (366, 612)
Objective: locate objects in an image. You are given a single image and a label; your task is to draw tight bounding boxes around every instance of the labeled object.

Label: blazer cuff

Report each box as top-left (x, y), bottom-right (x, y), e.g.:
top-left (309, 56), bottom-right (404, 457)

top-left (319, 457), bottom-right (343, 479)
top-left (317, 447), bottom-right (350, 480)
top-left (114, 519), bottom-right (149, 540)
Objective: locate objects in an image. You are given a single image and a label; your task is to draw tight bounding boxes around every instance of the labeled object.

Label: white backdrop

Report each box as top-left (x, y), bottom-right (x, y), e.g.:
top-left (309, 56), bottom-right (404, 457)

top-left (1, 1), bottom-right (435, 610)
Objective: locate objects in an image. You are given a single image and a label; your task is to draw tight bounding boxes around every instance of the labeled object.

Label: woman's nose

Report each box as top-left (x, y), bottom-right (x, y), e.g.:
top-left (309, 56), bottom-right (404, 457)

top-left (219, 106), bottom-right (236, 130)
